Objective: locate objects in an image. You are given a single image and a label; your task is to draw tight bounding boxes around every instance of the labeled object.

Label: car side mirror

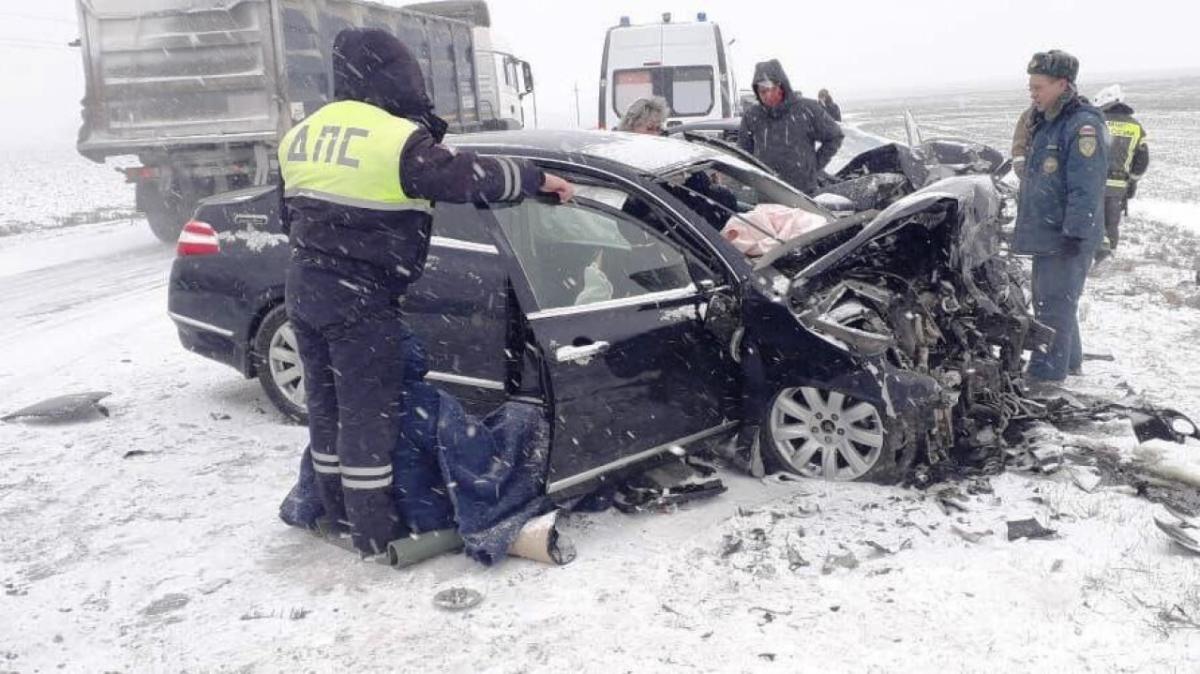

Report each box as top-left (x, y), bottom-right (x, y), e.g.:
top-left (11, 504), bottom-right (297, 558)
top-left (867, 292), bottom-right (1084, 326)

top-left (700, 283), bottom-right (739, 342)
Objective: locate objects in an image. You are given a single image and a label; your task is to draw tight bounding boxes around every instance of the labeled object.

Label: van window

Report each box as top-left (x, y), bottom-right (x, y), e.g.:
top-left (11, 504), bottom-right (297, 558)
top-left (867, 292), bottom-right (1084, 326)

top-left (613, 67), bottom-right (715, 120)
top-left (614, 70), bottom-right (655, 119)
top-left (670, 67), bottom-right (714, 116)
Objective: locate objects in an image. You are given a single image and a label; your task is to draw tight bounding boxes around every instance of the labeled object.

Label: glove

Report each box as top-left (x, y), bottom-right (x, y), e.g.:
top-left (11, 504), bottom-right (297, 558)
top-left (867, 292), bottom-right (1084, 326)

top-left (1060, 236), bottom-right (1085, 257)
top-left (1126, 180), bottom-right (1138, 200)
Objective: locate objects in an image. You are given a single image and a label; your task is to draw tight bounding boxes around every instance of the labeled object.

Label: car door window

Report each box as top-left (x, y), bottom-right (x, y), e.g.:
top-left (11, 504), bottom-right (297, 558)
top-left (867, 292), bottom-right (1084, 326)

top-left (433, 202), bottom-right (493, 244)
top-left (490, 197), bottom-right (693, 312)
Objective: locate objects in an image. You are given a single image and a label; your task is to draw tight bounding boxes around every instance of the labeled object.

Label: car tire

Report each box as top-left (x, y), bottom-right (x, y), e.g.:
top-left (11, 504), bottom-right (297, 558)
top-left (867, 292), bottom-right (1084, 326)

top-left (254, 305), bottom-right (308, 424)
top-left (760, 385), bottom-right (913, 484)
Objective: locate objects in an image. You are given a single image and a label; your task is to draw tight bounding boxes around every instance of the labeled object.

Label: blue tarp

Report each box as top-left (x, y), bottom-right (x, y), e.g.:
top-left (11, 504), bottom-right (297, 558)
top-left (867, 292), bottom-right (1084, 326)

top-left (280, 337), bottom-right (552, 565)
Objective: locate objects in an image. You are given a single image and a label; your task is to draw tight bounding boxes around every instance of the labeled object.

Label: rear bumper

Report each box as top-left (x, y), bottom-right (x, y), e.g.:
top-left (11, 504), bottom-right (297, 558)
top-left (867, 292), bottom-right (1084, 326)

top-left (168, 257), bottom-right (280, 377)
top-left (170, 312), bottom-right (250, 377)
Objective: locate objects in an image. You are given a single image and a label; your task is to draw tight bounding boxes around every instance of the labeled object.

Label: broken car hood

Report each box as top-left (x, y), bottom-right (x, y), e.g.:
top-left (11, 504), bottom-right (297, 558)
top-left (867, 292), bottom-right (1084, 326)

top-left (771, 175), bottom-right (1004, 283)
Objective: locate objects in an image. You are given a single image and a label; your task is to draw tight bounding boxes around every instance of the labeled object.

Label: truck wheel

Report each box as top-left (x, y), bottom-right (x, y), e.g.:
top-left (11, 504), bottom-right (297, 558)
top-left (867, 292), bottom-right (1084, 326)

top-left (254, 306), bottom-right (308, 424)
top-left (761, 385), bottom-right (913, 484)
top-left (137, 181), bottom-right (188, 244)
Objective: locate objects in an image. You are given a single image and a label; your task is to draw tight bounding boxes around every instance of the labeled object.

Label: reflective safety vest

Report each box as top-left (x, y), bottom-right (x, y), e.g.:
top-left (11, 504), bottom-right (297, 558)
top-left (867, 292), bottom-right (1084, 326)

top-left (278, 100), bottom-right (430, 213)
top-left (1105, 119), bottom-right (1144, 191)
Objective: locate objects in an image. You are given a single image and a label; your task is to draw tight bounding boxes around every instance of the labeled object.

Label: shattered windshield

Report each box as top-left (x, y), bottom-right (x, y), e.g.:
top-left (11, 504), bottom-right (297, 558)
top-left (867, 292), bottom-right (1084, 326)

top-left (657, 159), bottom-right (837, 256)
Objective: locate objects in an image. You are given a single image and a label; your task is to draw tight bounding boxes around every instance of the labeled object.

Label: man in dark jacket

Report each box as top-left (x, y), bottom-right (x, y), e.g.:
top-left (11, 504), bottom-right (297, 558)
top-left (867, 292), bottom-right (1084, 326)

top-left (279, 28), bottom-right (573, 555)
top-left (1092, 84), bottom-right (1150, 259)
top-left (818, 89), bottom-right (842, 122)
top-left (1013, 50), bottom-right (1108, 384)
top-left (738, 60), bottom-right (844, 195)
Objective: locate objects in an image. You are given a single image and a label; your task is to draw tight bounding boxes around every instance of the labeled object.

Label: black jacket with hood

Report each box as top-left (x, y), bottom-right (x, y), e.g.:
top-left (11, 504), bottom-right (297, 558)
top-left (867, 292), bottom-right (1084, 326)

top-left (820, 99), bottom-right (842, 122)
top-left (737, 60), bottom-right (844, 195)
top-left (283, 28), bottom-right (544, 290)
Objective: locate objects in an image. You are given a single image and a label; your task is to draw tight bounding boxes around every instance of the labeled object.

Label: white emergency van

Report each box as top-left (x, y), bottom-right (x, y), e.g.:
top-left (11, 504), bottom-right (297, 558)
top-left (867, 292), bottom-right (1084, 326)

top-left (598, 12), bottom-right (737, 129)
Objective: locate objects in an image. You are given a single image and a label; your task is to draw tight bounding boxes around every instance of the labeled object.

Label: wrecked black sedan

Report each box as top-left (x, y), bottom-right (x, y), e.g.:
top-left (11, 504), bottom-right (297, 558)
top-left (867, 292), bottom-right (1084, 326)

top-left (169, 129), bottom-right (1033, 492)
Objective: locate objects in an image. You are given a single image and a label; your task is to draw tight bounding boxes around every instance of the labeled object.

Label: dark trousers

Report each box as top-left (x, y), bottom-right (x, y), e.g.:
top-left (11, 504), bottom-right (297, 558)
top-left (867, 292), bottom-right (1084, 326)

top-left (286, 262), bottom-right (410, 554)
top-left (1103, 196), bottom-right (1125, 249)
top-left (1029, 248), bottom-right (1094, 381)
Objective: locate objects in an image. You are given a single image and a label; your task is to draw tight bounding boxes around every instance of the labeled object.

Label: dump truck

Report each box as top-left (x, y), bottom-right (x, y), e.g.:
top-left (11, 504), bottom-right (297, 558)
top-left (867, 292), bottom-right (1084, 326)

top-left (75, 0), bottom-right (535, 242)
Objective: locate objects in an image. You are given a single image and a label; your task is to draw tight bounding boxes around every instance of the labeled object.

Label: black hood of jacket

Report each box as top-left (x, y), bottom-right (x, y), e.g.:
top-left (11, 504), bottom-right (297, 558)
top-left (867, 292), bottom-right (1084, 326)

top-left (1103, 101), bottom-right (1136, 116)
top-left (751, 59), bottom-right (799, 108)
top-left (332, 28), bottom-right (448, 141)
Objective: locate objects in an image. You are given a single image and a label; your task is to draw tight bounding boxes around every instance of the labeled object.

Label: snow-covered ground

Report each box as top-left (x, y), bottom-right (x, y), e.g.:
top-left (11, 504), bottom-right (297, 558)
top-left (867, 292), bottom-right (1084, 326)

top-left (3, 82), bottom-right (1200, 672)
top-left (0, 146), bottom-right (135, 238)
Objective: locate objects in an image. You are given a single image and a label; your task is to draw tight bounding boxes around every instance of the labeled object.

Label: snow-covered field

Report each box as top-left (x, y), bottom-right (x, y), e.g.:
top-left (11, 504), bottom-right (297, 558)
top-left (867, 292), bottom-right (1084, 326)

top-left (0, 146), bottom-right (135, 238)
top-left (2, 79), bottom-right (1200, 672)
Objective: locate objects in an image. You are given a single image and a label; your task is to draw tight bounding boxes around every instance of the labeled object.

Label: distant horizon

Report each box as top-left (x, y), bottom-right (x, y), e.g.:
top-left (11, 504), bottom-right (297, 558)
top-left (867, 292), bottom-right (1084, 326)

top-left (838, 66), bottom-right (1200, 106)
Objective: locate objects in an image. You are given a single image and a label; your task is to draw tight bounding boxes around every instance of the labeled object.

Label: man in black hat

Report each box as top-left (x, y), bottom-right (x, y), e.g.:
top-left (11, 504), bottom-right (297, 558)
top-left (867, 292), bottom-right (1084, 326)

top-left (1012, 50), bottom-right (1108, 384)
top-left (278, 28), bottom-right (574, 555)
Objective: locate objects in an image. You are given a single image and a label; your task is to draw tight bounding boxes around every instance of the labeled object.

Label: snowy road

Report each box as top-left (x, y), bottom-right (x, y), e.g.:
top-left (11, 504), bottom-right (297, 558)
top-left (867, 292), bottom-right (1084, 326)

top-left (0, 220), bottom-right (174, 407)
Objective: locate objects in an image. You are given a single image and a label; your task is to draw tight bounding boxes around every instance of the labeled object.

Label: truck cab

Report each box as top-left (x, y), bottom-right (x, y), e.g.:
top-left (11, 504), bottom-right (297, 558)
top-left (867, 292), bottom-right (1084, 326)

top-left (598, 12), bottom-right (737, 130)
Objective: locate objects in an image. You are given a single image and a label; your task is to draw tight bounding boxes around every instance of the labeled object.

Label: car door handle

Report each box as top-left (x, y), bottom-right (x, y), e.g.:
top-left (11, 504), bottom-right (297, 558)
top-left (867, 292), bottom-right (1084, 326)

top-left (555, 341), bottom-right (610, 363)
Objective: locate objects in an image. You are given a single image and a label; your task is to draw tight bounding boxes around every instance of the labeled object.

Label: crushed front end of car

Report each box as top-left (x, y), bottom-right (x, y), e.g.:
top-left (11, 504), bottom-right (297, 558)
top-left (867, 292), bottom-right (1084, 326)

top-left (765, 175), bottom-right (1054, 473)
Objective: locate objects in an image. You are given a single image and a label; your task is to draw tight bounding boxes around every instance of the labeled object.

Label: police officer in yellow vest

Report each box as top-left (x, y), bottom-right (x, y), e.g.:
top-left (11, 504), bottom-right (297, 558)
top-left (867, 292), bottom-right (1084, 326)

top-left (279, 28), bottom-right (574, 555)
top-left (1092, 84), bottom-right (1150, 260)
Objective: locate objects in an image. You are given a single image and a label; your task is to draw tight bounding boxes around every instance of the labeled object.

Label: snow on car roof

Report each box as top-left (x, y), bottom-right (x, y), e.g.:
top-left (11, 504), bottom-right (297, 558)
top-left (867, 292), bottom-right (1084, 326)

top-left (449, 129), bottom-right (735, 174)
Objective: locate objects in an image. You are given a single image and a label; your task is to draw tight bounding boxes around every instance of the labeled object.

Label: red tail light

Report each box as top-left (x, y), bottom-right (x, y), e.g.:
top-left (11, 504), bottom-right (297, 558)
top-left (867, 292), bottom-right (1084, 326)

top-left (176, 220), bottom-right (221, 257)
top-left (122, 166), bottom-right (160, 183)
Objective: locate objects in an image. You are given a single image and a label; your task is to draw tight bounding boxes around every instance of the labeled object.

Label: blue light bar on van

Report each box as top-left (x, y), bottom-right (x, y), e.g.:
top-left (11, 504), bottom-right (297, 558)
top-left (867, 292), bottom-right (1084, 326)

top-left (619, 16), bottom-right (630, 26)
top-left (662, 12), bottom-right (671, 23)
top-left (698, 12), bottom-right (707, 21)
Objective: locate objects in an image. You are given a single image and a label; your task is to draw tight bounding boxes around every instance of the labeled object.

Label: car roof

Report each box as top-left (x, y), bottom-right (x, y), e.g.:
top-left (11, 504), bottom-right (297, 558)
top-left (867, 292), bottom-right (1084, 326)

top-left (665, 118), bottom-right (739, 134)
top-left (447, 129), bottom-right (735, 175)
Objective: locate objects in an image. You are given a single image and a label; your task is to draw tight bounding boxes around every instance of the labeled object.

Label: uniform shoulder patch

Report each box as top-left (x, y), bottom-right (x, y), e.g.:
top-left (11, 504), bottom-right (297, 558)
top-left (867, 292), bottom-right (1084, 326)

top-left (1078, 130), bottom-right (1098, 158)
top-left (1079, 124), bottom-right (1097, 136)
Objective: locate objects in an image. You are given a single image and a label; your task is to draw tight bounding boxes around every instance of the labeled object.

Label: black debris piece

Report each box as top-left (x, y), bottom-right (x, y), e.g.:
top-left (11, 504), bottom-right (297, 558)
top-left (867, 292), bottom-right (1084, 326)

top-left (2, 392), bottom-right (111, 423)
top-left (612, 460), bottom-right (727, 514)
top-left (862, 540), bottom-right (895, 556)
top-left (821, 550), bottom-right (860, 574)
top-left (786, 545), bottom-right (810, 570)
top-left (1006, 518), bottom-right (1057, 541)
top-left (951, 525), bottom-right (992, 544)
top-left (720, 535), bottom-right (744, 558)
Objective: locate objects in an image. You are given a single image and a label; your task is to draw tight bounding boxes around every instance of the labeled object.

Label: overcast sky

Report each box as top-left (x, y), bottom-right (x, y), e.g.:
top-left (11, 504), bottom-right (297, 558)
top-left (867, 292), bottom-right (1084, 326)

top-left (3, 0), bottom-right (1198, 145)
